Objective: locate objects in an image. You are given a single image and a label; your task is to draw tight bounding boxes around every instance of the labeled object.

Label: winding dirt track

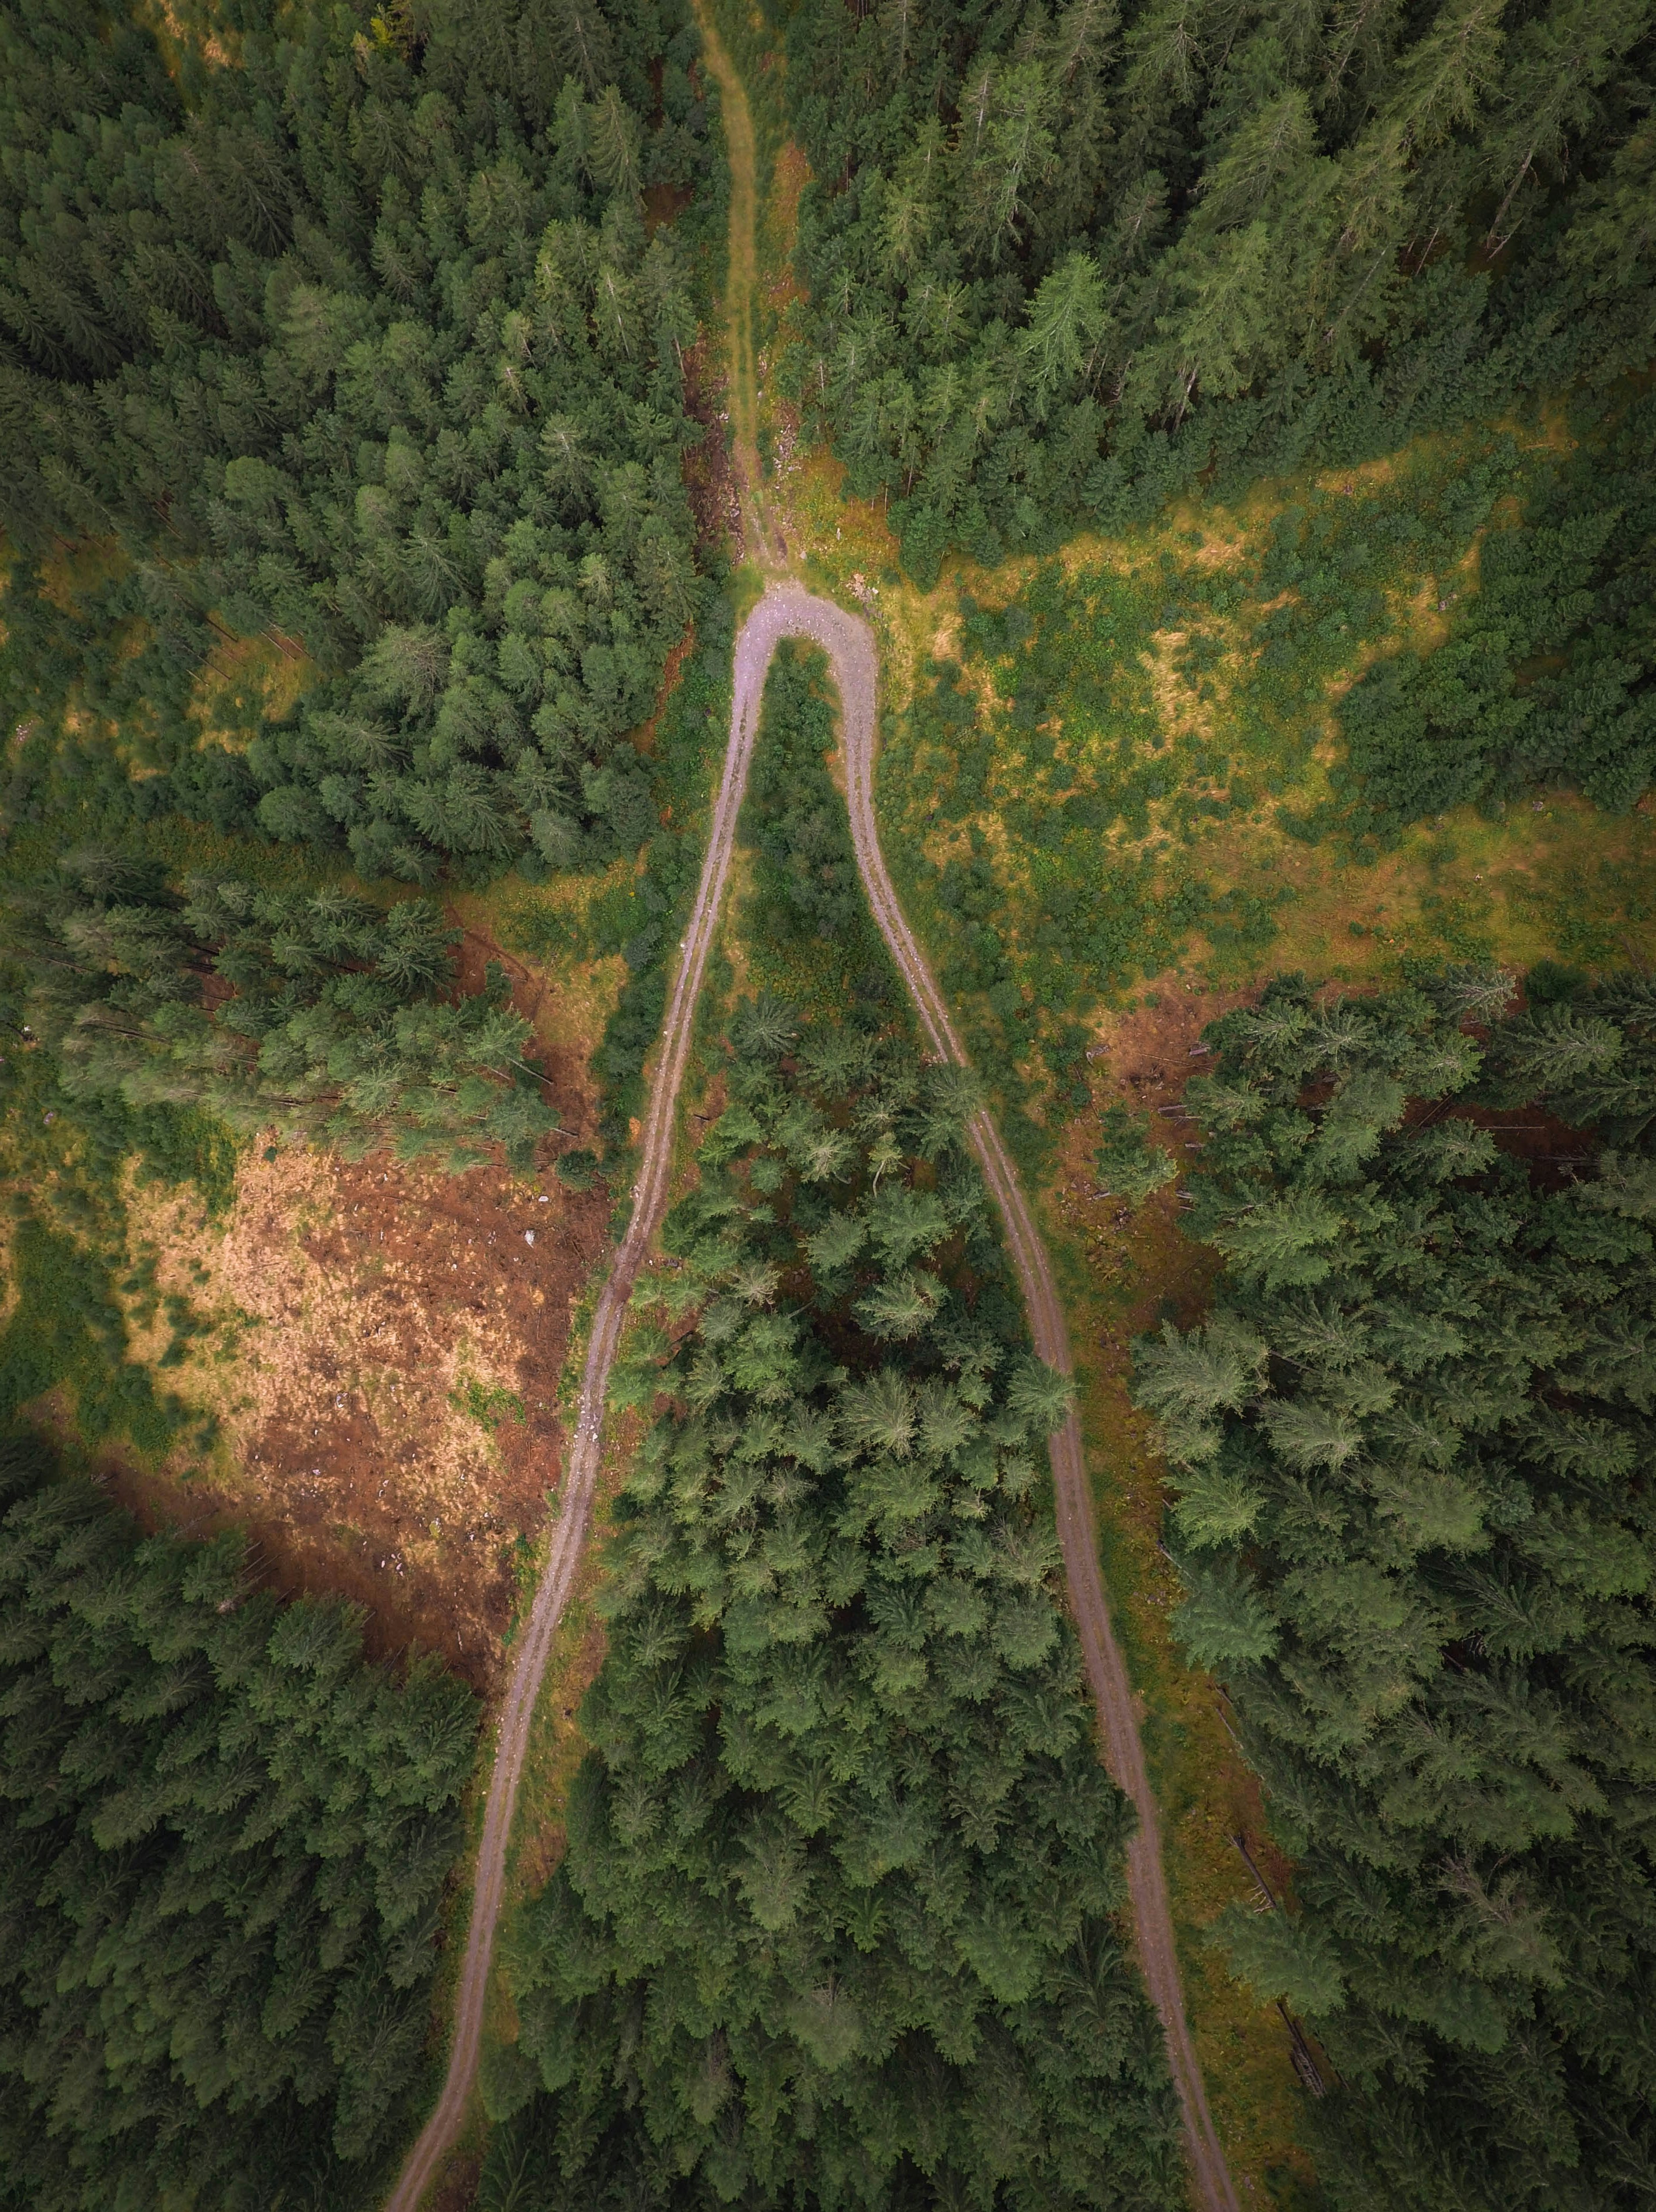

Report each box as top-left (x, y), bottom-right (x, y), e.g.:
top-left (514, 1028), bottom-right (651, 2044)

top-left (383, 605), bottom-right (774, 2212)
top-left (390, 9), bottom-right (1237, 2200)
top-left (387, 587), bottom-right (1239, 2212)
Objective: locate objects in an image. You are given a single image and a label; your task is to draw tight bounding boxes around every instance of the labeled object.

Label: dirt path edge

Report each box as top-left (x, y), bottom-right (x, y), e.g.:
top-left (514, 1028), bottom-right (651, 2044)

top-left (754, 582), bottom-right (1242, 2212)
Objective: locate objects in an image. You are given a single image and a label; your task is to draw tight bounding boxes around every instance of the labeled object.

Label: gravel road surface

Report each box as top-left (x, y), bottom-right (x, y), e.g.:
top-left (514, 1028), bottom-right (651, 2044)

top-left (387, 582), bottom-right (1239, 2212)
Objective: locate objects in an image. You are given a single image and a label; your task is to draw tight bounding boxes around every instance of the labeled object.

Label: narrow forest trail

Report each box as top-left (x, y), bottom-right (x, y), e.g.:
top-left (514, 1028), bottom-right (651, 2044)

top-left (692, 13), bottom-right (1241, 2208)
top-left (388, 15), bottom-right (1239, 2208)
top-left (692, 2), bottom-right (786, 570)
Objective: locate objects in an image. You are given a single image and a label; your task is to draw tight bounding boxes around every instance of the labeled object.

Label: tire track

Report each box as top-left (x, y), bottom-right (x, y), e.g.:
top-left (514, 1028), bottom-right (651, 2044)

top-left (383, 634), bottom-right (774, 2212)
top-left (741, 583), bottom-right (1241, 2212)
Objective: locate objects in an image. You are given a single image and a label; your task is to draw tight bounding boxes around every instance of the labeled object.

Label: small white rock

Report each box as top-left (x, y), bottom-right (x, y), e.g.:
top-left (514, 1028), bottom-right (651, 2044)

top-left (524, 1229), bottom-right (535, 1246)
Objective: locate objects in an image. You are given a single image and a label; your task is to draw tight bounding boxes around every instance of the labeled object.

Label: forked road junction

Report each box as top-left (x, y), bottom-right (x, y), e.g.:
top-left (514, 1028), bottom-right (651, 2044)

top-left (386, 581), bottom-right (1240, 2212)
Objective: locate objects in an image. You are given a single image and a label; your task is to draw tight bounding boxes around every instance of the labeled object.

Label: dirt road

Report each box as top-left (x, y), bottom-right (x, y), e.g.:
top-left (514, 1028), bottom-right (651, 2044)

top-left (754, 586), bottom-right (1241, 2212)
top-left (383, 612), bottom-right (776, 2212)
top-left (686, 23), bottom-right (1237, 2195)
top-left (389, 580), bottom-right (1238, 2212)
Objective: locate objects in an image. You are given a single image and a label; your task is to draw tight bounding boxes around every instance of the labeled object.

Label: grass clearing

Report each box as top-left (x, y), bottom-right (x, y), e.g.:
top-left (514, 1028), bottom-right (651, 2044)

top-left (779, 423), bottom-right (1656, 1183)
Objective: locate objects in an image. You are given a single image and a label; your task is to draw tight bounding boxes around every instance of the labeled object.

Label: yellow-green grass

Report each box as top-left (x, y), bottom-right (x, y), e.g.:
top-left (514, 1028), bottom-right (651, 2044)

top-left (809, 447), bottom-right (1656, 2196)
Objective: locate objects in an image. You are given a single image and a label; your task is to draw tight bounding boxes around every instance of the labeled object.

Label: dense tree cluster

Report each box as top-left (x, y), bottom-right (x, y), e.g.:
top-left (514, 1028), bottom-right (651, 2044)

top-left (0, 0), bottom-right (710, 878)
top-left (746, 643), bottom-right (866, 946)
top-left (0, 1430), bottom-right (477, 2212)
top-left (6, 846), bottom-right (559, 1169)
top-left (1133, 968), bottom-right (1656, 2209)
top-left (1333, 397), bottom-right (1656, 826)
top-left (487, 1007), bottom-right (1181, 2210)
top-left (779, 0), bottom-right (1656, 580)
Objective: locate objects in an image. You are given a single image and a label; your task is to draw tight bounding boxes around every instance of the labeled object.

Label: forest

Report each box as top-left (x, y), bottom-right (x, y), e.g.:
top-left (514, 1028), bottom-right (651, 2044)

top-left (1134, 968), bottom-right (1656, 2207)
top-left (484, 1007), bottom-right (1183, 2210)
top-left (0, 0), bottom-right (715, 2189)
top-left (3, 0), bottom-right (1656, 2204)
top-left (9, 849), bottom-right (560, 1167)
top-left (0, 1426), bottom-right (477, 2211)
top-left (780, 0), bottom-right (1655, 563)
top-left (1, 0), bottom-right (710, 883)
top-left (1331, 402), bottom-right (1656, 828)
top-left (772, 0), bottom-right (1656, 820)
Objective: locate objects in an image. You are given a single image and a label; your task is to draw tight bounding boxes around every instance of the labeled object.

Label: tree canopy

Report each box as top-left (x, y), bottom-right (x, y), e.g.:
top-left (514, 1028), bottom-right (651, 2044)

top-left (777, 0), bottom-right (1656, 581)
top-left (0, 1429), bottom-right (477, 2212)
top-left (485, 1009), bottom-right (1182, 2210)
top-left (5, 849), bottom-right (560, 1170)
top-left (1135, 967), bottom-right (1656, 2208)
top-left (0, 0), bottom-right (710, 880)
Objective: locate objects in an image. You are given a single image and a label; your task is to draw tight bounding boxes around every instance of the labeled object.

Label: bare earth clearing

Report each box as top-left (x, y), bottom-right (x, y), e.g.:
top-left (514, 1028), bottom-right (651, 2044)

top-left (107, 1148), bottom-right (608, 1691)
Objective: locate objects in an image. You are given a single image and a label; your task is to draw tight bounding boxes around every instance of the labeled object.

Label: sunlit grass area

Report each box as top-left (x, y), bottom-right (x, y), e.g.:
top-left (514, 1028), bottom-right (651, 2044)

top-left (782, 427), bottom-right (1656, 1177)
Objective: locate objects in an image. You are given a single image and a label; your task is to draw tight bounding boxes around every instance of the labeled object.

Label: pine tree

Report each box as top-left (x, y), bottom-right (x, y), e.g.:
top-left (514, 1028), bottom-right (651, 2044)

top-left (1134, 968), bottom-right (1656, 2208)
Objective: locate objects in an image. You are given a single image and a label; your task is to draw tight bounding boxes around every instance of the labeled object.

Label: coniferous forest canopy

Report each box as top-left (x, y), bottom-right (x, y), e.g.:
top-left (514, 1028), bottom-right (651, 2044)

top-left (490, 1009), bottom-right (1182, 2211)
top-left (3, 0), bottom-right (1656, 2207)
top-left (0, 1430), bottom-right (477, 2211)
top-left (0, 0), bottom-right (715, 2201)
top-left (785, 0), bottom-right (1655, 558)
top-left (1, 0), bottom-right (711, 882)
top-left (779, 0), bottom-right (1656, 812)
top-left (1134, 971), bottom-right (1656, 2209)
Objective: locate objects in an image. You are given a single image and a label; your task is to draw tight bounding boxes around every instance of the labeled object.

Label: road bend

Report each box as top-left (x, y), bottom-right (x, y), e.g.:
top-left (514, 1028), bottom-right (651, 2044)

top-left (746, 582), bottom-right (1242, 2212)
top-left (388, 577), bottom-right (1239, 2212)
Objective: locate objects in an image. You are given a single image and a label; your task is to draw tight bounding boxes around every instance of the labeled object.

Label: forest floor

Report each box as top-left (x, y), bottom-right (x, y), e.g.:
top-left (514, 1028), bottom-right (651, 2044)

top-left (12, 871), bottom-right (629, 1694)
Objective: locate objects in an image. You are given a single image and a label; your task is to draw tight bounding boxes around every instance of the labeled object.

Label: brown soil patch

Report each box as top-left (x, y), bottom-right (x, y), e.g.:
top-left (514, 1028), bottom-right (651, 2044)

top-left (1091, 982), bottom-right (1261, 1115)
top-left (100, 1142), bottom-right (611, 1694)
top-left (766, 142), bottom-right (812, 303)
top-left (681, 332), bottom-right (743, 555)
top-left (630, 627), bottom-right (696, 761)
top-left (449, 890), bottom-right (630, 1154)
top-left (644, 180), bottom-right (693, 236)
